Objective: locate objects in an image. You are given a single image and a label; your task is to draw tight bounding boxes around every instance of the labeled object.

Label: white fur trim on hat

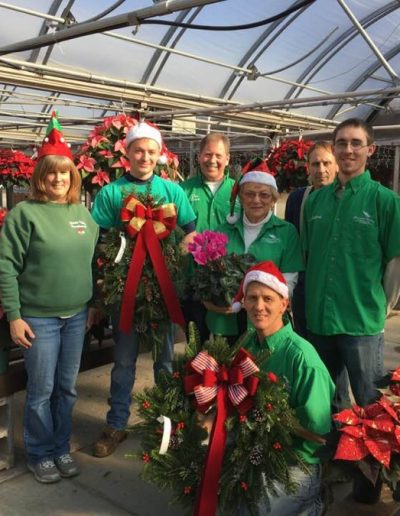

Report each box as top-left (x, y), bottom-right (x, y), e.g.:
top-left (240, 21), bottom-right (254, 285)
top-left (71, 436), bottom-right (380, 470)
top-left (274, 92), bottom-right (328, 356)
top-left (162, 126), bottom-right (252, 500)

top-left (126, 122), bottom-right (162, 149)
top-left (243, 270), bottom-right (288, 298)
top-left (231, 301), bottom-right (242, 313)
top-left (240, 171), bottom-right (277, 190)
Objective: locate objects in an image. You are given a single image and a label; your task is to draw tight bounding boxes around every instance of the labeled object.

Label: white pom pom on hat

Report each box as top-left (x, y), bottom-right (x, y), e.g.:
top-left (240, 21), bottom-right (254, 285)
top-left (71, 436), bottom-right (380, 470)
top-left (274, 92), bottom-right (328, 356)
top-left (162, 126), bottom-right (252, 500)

top-left (126, 121), bottom-right (162, 149)
top-left (157, 154), bottom-right (168, 165)
top-left (231, 261), bottom-right (289, 311)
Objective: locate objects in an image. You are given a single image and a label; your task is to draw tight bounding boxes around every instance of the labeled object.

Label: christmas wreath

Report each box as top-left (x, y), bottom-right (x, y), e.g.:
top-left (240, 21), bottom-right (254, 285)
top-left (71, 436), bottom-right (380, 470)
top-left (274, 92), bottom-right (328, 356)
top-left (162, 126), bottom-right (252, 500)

top-left (266, 139), bottom-right (314, 192)
top-left (0, 149), bottom-right (35, 189)
top-left (130, 325), bottom-right (305, 515)
top-left (76, 114), bottom-right (180, 193)
top-left (95, 186), bottom-right (187, 357)
top-left (188, 230), bottom-right (256, 307)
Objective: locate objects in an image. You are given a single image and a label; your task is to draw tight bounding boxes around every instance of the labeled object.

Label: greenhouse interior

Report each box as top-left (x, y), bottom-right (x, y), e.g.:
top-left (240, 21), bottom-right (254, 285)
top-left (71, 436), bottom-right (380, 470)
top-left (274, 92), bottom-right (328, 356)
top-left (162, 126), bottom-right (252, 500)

top-left (1, 1), bottom-right (400, 515)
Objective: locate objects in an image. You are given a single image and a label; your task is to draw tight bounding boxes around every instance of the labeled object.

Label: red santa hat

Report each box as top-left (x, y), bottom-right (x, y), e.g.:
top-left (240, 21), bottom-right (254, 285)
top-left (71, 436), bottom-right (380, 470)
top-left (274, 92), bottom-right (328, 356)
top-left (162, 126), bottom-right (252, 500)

top-left (231, 261), bottom-right (289, 313)
top-left (37, 111), bottom-right (73, 161)
top-left (125, 120), bottom-right (162, 149)
top-left (228, 157), bottom-right (277, 223)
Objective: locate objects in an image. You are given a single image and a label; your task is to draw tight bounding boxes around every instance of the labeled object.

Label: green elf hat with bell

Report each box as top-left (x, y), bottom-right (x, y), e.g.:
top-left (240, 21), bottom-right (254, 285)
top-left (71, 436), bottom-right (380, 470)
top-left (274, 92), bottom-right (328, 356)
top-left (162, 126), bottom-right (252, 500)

top-left (227, 157), bottom-right (277, 224)
top-left (37, 111), bottom-right (73, 161)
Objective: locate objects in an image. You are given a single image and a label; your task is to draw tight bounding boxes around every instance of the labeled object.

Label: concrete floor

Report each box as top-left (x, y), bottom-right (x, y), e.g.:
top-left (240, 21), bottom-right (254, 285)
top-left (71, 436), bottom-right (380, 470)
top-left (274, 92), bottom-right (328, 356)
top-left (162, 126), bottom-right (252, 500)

top-left (1, 316), bottom-right (400, 515)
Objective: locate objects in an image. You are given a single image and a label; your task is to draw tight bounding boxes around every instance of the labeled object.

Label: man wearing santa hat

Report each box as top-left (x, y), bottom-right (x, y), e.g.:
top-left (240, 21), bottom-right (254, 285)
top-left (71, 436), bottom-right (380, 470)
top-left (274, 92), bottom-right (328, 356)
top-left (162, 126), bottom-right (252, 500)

top-left (236, 261), bottom-right (334, 515)
top-left (91, 121), bottom-right (196, 458)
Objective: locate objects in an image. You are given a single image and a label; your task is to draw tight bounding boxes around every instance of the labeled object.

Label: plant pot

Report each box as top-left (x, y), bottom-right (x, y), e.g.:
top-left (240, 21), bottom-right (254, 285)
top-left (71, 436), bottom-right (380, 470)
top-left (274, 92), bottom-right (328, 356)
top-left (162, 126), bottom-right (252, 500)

top-left (352, 467), bottom-right (383, 504)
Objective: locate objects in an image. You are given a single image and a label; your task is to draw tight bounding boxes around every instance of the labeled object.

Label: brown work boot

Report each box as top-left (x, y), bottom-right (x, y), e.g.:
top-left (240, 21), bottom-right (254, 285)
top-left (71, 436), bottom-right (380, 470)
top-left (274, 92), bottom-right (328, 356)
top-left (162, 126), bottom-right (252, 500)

top-left (93, 425), bottom-right (127, 458)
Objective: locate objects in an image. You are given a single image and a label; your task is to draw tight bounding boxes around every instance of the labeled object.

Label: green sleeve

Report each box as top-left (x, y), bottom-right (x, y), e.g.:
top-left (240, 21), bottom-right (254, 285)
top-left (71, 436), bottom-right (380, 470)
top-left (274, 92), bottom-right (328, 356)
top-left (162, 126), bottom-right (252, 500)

top-left (0, 211), bottom-right (31, 320)
top-left (378, 190), bottom-right (400, 262)
top-left (91, 185), bottom-right (122, 229)
top-left (279, 223), bottom-right (304, 272)
top-left (174, 184), bottom-right (196, 228)
top-left (291, 365), bottom-right (334, 462)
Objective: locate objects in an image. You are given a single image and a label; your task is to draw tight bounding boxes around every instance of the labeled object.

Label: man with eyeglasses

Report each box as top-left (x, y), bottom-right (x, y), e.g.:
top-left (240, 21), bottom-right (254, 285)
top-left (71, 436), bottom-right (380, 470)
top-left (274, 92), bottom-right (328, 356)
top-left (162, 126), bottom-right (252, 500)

top-left (302, 118), bottom-right (400, 418)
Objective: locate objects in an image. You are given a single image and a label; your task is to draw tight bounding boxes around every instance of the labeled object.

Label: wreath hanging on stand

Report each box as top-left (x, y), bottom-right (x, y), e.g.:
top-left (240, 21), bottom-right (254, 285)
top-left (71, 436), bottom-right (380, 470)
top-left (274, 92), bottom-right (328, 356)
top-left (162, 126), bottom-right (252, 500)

top-left (130, 324), bottom-right (306, 515)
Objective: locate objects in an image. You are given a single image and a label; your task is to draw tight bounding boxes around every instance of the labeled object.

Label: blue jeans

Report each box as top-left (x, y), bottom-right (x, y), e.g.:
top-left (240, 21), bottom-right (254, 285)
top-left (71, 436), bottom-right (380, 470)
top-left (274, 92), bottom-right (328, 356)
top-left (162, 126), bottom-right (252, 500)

top-left (106, 314), bottom-right (174, 430)
top-left (22, 310), bottom-right (87, 464)
top-left (236, 464), bottom-right (322, 515)
top-left (308, 332), bottom-right (384, 410)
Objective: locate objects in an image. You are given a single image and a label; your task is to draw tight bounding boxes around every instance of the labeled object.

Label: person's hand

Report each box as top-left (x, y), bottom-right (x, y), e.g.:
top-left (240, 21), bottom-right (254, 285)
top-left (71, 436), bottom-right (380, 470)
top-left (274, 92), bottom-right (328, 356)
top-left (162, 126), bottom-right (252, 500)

top-left (202, 300), bottom-right (233, 315)
top-left (9, 318), bottom-right (35, 349)
top-left (86, 307), bottom-right (104, 332)
top-left (180, 231), bottom-right (196, 254)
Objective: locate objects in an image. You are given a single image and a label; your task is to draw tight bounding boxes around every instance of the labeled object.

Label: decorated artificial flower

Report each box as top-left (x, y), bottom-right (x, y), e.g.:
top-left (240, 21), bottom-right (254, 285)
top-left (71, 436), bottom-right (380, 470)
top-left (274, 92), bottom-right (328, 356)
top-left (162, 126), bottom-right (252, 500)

top-left (266, 139), bottom-right (314, 192)
top-left (76, 114), bottom-right (181, 193)
top-left (0, 149), bottom-right (35, 189)
top-left (188, 230), bottom-right (256, 307)
top-left (131, 325), bottom-right (303, 514)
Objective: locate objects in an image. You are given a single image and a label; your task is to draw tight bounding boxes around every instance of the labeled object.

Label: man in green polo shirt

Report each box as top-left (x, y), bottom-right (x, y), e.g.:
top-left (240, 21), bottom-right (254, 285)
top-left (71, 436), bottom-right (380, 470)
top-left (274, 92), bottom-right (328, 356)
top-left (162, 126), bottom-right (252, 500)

top-left (181, 133), bottom-right (235, 341)
top-left (238, 261), bottom-right (334, 515)
top-left (302, 117), bottom-right (400, 412)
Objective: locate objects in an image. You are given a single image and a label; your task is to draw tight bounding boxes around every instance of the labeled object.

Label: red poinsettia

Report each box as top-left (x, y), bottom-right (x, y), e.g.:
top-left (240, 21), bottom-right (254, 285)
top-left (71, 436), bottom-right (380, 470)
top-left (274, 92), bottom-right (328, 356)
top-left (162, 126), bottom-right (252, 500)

top-left (76, 114), bottom-right (181, 193)
top-left (0, 149), bottom-right (35, 189)
top-left (266, 139), bottom-right (314, 192)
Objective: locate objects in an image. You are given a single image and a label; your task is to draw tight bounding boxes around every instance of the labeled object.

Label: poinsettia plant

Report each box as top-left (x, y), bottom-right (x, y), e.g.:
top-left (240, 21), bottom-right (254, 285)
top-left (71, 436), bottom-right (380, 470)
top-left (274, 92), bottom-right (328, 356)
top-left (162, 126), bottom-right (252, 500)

top-left (333, 366), bottom-right (400, 491)
top-left (188, 230), bottom-right (256, 307)
top-left (0, 149), bottom-right (35, 189)
top-left (266, 139), bottom-right (314, 192)
top-left (76, 114), bottom-right (180, 193)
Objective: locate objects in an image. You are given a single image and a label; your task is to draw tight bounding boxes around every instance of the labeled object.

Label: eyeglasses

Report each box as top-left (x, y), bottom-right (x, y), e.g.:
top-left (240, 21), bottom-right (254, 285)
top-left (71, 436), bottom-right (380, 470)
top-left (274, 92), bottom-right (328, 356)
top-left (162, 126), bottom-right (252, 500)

top-left (242, 191), bottom-right (273, 201)
top-left (334, 140), bottom-right (370, 151)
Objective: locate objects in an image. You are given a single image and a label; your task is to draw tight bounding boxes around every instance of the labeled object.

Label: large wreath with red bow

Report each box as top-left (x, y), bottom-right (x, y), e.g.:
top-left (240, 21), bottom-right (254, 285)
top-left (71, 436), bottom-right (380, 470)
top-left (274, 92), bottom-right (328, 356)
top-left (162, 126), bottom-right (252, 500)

top-left (131, 325), bottom-right (304, 515)
top-left (95, 187), bottom-right (187, 357)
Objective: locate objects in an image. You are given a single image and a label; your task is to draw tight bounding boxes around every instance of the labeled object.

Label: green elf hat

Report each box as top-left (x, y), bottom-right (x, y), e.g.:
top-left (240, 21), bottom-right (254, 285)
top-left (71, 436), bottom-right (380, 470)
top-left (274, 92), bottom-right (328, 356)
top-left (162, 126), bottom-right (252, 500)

top-left (227, 157), bottom-right (276, 224)
top-left (37, 111), bottom-right (73, 160)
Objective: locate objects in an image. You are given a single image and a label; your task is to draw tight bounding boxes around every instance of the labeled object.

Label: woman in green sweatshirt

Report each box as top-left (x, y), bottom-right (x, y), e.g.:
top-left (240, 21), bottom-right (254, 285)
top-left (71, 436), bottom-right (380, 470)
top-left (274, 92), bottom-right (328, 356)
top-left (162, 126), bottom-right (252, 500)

top-left (0, 114), bottom-right (98, 484)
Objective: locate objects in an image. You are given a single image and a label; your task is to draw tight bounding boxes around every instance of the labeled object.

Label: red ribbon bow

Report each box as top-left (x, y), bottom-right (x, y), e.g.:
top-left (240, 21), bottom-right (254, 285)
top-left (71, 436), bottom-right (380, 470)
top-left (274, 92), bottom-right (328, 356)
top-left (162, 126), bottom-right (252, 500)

top-left (119, 194), bottom-right (185, 334)
top-left (184, 348), bottom-right (259, 516)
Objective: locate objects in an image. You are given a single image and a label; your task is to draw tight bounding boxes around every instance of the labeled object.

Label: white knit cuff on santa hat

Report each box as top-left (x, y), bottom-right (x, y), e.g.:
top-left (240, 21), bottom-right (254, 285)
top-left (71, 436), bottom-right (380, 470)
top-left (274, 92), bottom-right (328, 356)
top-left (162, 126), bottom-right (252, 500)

top-left (126, 122), bottom-right (162, 149)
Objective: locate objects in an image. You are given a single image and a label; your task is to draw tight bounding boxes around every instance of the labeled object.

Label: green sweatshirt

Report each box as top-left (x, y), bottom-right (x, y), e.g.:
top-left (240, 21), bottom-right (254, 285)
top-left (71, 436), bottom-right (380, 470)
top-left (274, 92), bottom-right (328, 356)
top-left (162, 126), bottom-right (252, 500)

top-left (0, 201), bottom-right (98, 321)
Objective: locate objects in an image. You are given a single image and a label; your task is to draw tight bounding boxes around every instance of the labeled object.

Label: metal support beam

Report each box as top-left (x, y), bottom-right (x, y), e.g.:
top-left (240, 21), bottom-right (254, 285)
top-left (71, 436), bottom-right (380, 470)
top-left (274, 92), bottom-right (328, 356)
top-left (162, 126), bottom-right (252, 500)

top-left (0, 0), bottom-right (222, 55)
top-left (337, 0), bottom-right (399, 84)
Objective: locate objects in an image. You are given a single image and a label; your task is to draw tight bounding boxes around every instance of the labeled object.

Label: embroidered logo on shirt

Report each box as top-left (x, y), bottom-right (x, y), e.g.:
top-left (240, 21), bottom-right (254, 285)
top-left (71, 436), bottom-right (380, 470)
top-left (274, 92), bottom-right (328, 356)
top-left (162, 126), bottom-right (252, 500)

top-left (69, 220), bottom-right (87, 234)
top-left (310, 215), bottom-right (322, 222)
top-left (189, 194), bottom-right (200, 202)
top-left (263, 234), bottom-right (280, 244)
top-left (353, 211), bottom-right (374, 226)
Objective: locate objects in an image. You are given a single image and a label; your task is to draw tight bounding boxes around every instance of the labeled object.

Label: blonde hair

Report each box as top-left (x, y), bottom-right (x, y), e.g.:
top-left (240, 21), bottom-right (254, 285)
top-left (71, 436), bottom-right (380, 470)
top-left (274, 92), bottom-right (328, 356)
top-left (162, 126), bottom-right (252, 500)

top-left (199, 132), bottom-right (230, 154)
top-left (30, 155), bottom-right (81, 204)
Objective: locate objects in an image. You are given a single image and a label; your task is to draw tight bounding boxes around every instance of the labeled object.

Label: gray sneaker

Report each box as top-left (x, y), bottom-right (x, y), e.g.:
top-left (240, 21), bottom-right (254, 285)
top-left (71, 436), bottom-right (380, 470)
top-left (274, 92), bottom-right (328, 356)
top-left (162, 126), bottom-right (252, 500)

top-left (54, 453), bottom-right (80, 478)
top-left (27, 458), bottom-right (61, 484)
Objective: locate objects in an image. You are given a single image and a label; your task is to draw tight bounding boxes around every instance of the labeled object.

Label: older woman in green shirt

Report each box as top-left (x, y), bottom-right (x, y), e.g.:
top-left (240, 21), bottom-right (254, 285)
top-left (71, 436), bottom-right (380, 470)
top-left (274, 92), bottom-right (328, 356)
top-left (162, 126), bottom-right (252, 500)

top-left (204, 166), bottom-right (304, 342)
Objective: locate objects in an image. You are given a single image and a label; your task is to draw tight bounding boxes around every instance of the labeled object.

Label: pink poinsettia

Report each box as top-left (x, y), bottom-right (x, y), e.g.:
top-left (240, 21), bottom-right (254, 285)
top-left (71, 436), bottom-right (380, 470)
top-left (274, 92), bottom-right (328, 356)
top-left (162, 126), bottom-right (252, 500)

top-left (92, 171), bottom-right (110, 186)
top-left (76, 114), bottom-right (180, 193)
top-left (188, 230), bottom-right (228, 265)
top-left (77, 155), bottom-right (95, 173)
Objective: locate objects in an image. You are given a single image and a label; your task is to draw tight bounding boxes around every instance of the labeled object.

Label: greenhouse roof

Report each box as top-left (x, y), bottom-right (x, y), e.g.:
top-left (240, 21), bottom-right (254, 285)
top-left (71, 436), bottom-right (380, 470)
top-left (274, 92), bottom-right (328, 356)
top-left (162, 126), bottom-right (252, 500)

top-left (0, 0), bottom-right (400, 151)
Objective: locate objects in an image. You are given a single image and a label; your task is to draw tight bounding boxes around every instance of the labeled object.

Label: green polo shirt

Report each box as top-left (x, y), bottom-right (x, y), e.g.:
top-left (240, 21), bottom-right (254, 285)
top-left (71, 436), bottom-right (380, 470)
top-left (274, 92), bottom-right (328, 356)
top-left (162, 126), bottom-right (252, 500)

top-left (206, 214), bottom-right (304, 335)
top-left (91, 174), bottom-right (196, 230)
top-left (244, 324), bottom-right (334, 464)
top-left (181, 173), bottom-right (236, 232)
top-left (302, 170), bottom-right (400, 335)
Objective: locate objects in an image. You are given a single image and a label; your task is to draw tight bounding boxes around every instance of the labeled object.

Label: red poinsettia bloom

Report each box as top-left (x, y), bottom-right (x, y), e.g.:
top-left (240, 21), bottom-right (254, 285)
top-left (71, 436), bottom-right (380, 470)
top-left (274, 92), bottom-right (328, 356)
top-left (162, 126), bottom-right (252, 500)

top-left (111, 155), bottom-right (130, 171)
